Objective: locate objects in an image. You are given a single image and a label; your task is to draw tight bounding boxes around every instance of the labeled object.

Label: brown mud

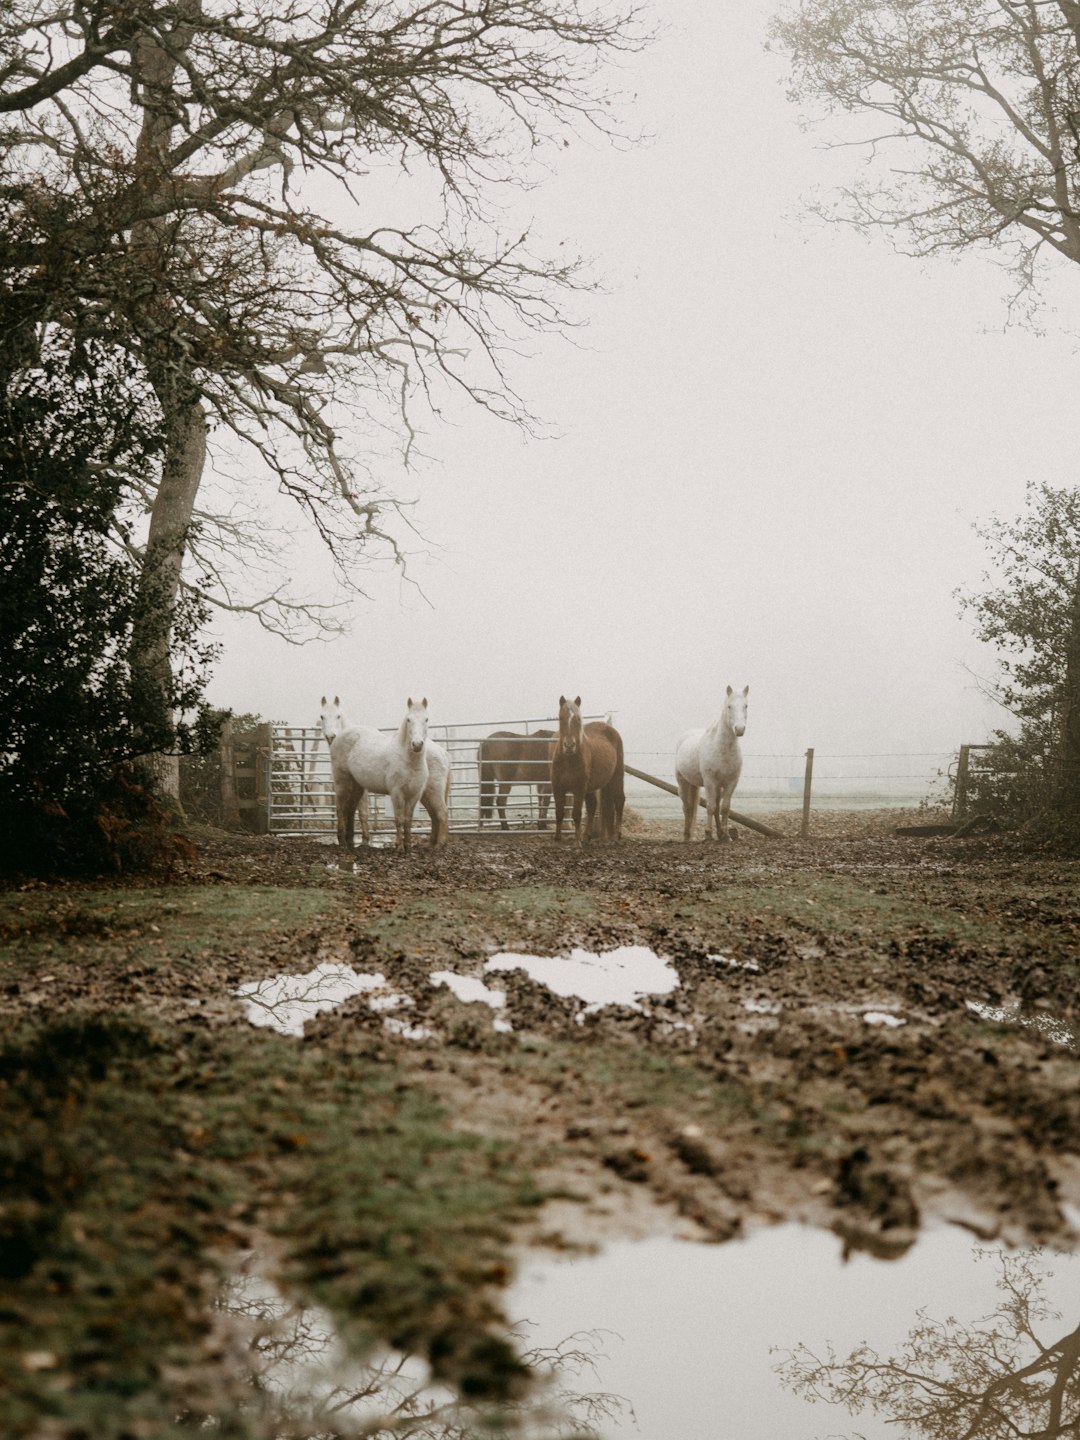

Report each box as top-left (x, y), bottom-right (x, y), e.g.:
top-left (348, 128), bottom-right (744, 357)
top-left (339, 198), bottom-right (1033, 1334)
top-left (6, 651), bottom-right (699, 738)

top-left (8, 814), bottom-right (1078, 1258)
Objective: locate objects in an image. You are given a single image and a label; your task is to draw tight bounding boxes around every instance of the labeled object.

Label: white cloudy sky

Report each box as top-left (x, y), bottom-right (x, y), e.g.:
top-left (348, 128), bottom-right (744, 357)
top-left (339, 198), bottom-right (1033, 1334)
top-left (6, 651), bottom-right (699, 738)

top-left (202, 0), bottom-right (1079, 773)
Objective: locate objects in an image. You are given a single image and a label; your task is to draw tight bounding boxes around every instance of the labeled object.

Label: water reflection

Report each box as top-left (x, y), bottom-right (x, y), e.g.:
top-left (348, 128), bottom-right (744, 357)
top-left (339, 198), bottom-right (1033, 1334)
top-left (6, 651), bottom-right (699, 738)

top-left (966, 998), bottom-right (1079, 1050)
top-left (235, 962), bottom-right (415, 1037)
top-left (215, 1252), bottom-right (631, 1437)
top-left (774, 1245), bottom-right (1080, 1439)
top-left (484, 946), bottom-right (679, 1020)
top-left (510, 1227), bottom-right (1079, 1439)
top-left (208, 1229), bottom-right (1080, 1439)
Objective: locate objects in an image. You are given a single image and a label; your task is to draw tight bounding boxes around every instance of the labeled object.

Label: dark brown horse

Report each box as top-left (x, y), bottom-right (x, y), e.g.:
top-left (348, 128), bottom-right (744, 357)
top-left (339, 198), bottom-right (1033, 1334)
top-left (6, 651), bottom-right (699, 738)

top-left (478, 729), bottom-right (557, 829)
top-left (550, 696), bottom-right (625, 844)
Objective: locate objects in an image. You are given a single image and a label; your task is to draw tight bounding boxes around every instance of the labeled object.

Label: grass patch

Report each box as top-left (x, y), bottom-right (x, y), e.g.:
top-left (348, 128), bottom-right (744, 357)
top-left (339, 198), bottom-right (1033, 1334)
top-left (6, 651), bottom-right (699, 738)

top-left (359, 886), bottom-right (598, 959)
top-left (674, 873), bottom-right (1030, 950)
top-left (0, 886), bottom-right (339, 981)
top-left (507, 1035), bottom-right (792, 1145)
top-left (0, 1012), bottom-right (545, 1438)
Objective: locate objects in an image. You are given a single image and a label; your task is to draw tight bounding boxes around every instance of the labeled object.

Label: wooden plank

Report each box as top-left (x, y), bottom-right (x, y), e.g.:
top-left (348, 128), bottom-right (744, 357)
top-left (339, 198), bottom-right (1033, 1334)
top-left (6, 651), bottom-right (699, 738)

top-left (800, 747), bottom-right (814, 841)
top-left (623, 764), bottom-right (784, 839)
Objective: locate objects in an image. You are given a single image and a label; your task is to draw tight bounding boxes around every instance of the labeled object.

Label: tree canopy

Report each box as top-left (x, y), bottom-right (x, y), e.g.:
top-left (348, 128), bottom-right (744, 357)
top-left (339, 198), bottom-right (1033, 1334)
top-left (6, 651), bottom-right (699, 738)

top-left (775, 1246), bottom-right (1080, 1439)
top-left (770, 0), bottom-right (1080, 313)
top-left (1, 0), bottom-right (644, 638)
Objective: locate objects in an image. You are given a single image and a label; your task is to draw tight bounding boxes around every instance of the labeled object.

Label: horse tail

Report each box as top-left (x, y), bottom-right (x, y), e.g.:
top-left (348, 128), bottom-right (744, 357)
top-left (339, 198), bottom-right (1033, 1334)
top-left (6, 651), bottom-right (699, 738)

top-left (478, 743), bottom-right (495, 821)
top-left (604, 726), bottom-right (625, 839)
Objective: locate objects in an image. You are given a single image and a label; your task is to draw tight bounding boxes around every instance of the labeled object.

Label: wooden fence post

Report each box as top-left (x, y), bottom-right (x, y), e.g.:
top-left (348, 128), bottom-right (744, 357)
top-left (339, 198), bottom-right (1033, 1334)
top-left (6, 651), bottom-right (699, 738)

top-left (255, 723), bottom-right (272, 834)
top-left (800, 747), bottom-right (814, 840)
top-left (219, 717), bottom-right (242, 830)
top-left (952, 744), bottom-right (971, 820)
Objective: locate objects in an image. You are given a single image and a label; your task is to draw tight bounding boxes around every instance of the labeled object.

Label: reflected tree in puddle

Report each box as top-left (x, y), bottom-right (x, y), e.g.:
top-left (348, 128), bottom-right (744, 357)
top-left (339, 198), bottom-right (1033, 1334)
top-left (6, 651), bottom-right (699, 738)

top-left (214, 1258), bottom-right (632, 1439)
top-left (774, 1246), bottom-right (1079, 1438)
top-left (234, 963), bottom-right (414, 1037)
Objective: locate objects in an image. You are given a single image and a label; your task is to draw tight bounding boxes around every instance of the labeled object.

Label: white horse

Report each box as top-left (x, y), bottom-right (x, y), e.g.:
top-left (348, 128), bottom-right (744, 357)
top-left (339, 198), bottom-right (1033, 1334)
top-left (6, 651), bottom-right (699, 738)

top-left (674, 685), bottom-right (749, 842)
top-left (319, 695), bottom-right (451, 849)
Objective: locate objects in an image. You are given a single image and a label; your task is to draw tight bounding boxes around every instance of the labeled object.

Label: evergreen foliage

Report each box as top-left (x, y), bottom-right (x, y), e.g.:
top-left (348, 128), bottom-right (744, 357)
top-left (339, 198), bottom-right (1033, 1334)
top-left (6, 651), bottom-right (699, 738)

top-left (958, 482), bottom-right (1080, 834)
top-left (0, 332), bottom-right (216, 873)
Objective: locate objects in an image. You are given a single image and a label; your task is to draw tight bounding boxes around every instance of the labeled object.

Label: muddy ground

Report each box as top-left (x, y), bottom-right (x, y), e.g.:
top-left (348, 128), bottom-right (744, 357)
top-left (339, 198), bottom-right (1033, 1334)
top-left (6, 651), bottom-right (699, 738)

top-left (2, 810), bottom-right (1080, 1434)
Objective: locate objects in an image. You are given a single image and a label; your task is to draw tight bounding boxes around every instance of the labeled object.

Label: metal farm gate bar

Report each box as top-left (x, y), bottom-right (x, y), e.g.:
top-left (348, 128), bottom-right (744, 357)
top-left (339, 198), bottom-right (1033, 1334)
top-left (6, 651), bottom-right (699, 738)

top-left (267, 714), bottom-right (606, 840)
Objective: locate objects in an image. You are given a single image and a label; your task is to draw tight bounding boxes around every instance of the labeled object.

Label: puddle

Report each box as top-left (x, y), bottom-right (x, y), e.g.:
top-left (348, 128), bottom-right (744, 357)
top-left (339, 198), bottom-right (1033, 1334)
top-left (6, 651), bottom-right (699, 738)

top-left (216, 1253), bottom-right (458, 1433)
top-left (711, 951), bottom-right (761, 972)
top-left (509, 1225), bottom-right (1080, 1439)
top-left (234, 963), bottom-right (414, 1037)
top-left (217, 1226), bottom-right (1079, 1438)
top-left (484, 945), bottom-right (680, 1020)
top-left (217, 1251), bottom-right (617, 1437)
top-left (431, 970), bottom-right (515, 1033)
top-left (382, 1016), bottom-right (435, 1041)
top-left (742, 997), bottom-right (782, 1015)
top-left (967, 998), bottom-right (1078, 1049)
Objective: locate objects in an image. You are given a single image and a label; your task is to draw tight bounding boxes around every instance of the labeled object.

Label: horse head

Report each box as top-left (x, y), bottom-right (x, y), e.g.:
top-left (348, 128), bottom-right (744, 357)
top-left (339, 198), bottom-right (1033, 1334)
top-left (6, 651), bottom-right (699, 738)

top-left (724, 684), bottom-right (749, 738)
top-left (319, 694), bottom-right (347, 744)
top-left (405, 696), bottom-right (429, 754)
top-left (558, 694), bottom-right (583, 755)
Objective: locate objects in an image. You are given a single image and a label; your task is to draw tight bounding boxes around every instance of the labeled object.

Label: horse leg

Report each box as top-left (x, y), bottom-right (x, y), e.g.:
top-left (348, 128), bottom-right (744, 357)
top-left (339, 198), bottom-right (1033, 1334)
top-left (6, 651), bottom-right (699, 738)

top-left (537, 783), bottom-right (551, 831)
top-left (572, 788), bottom-right (585, 844)
top-left (429, 775), bottom-right (450, 847)
top-left (602, 785), bottom-right (619, 841)
top-left (603, 773), bottom-right (624, 841)
top-left (678, 778), bottom-right (698, 842)
top-left (704, 779), bottom-right (722, 841)
top-left (584, 789), bottom-right (599, 841)
top-left (336, 779), bottom-right (358, 850)
top-left (553, 785), bottom-right (565, 841)
top-left (718, 778), bottom-right (736, 842)
top-left (392, 795), bottom-right (411, 854)
top-left (497, 783), bottom-right (511, 831)
top-left (479, 769), bottom-right (493, 827)
top-left (357, 788), bottom-right (371, 846)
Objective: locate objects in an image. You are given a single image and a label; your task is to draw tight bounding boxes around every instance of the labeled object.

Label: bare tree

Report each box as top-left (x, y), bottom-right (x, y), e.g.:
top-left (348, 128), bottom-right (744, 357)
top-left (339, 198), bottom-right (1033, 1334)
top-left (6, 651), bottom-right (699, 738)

top-left (773, 1246), bottom-right (1080, 1439)
top-left (770, 0), bottom-right (1080, 832)
top-left (1, 0), bottom-right (644, 782)
top-left (769, 0), bottom-right (1080, 313)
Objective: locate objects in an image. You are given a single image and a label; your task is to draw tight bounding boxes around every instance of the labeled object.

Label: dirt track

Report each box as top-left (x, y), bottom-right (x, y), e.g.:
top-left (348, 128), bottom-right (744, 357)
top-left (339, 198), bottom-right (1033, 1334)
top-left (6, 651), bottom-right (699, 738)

top-left (14, 814), bottom-right (1078, 1258)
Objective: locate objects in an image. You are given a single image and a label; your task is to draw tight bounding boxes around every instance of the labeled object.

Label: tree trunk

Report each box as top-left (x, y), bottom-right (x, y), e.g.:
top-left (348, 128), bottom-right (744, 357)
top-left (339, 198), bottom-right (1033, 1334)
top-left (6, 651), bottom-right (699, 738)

top-left (127, 9), bottom-right (208, 803)
top-left (219, 716), bottom-right (242, 829)
top-left (1057, 557), bottom-right (1080, 832)
top-left (131, 395), bottom-right (208, 801)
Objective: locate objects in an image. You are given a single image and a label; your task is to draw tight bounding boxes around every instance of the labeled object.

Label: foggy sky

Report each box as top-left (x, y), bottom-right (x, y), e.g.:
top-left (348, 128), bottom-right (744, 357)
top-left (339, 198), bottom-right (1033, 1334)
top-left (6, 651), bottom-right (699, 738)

top-left (202, 1), bottom-right (1079, 772)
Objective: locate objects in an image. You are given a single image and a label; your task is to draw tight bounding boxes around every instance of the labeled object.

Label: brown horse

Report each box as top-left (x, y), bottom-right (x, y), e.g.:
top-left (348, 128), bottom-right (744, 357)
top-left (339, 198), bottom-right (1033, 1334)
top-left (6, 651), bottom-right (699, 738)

top-left (478, 729), bottom-right (557, 829)
top-left (550, 695), bottom-right (625, 844)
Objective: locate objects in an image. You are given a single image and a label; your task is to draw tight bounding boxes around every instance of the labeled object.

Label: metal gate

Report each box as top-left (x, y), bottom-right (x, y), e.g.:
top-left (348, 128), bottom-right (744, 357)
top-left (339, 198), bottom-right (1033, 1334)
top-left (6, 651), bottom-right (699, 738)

top-left (268, 714), bottom-right (606, 839)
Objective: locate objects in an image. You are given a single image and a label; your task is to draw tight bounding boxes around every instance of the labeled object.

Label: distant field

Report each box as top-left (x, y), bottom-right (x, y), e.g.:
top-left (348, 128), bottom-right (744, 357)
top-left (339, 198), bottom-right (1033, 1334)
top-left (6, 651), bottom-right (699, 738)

top-left (623, 782), bottom-right (944, 822)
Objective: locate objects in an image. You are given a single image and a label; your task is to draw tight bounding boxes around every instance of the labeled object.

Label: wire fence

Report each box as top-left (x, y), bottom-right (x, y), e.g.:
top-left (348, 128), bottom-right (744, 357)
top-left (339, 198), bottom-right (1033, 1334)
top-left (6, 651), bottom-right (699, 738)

top-left (622, 748), bottom-right (955, 820)
top-left (265, 721), bottom-right (960, 838)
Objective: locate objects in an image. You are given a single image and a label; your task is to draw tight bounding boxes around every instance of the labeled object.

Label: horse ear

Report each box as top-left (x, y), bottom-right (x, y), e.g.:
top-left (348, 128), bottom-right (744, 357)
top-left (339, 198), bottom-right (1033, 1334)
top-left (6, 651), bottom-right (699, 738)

top-left (726, 685), bottom-right (733, 696)
top-left (407, 696), bottom-right (413, 708)
top-left (334, 694), bottom-right (340, 706)
top-left (321, 694), bottom-right (327, 705)
top-left (743, 685), bottom-right (749, 696)
top-left (574, 695), bottom-right (581, 707)
top-left (559, 694), bottom-right (566, 706)
top-left (422, 697), bottom-right (428, 709)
